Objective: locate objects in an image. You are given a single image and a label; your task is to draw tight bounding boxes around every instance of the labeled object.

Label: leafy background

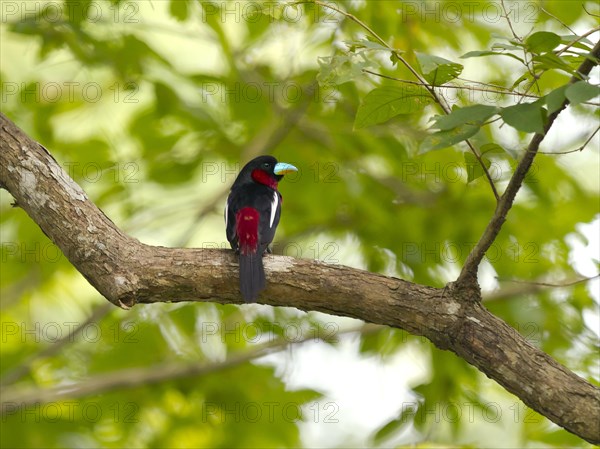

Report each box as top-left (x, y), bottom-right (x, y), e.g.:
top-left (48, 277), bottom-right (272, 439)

top-left (0, 1), bottom-right (598, 447)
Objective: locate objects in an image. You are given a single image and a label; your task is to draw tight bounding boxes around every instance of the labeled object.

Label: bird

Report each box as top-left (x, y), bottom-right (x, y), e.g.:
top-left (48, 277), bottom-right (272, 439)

top-left (225, 155), bottom-right (298, 302)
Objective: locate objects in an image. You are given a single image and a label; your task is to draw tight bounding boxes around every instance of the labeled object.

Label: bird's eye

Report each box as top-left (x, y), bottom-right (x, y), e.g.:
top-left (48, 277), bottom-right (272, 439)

top-left (262, 162), bottom-right (271, 169)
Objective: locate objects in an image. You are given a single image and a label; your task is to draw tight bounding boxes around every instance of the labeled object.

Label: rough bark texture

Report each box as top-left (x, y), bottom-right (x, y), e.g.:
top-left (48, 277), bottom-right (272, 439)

top-left (1, 113), bottom-right (599, 443)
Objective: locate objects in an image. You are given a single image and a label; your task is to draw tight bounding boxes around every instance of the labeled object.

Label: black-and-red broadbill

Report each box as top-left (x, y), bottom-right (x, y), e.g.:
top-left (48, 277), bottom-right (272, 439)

top-left (225, 156), bottom-right (298, 302)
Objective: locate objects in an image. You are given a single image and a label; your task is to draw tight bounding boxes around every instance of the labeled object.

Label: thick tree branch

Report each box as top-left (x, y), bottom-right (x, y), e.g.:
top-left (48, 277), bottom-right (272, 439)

top-left (457, 39), bottom-right (600, 288)
top-left (1, 114), bottom-right (599, 443)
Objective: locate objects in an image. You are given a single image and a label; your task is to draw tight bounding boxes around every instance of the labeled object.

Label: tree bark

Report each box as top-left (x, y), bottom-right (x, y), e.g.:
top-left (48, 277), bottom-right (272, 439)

top-left (1, 113), bottom-right (599, 443)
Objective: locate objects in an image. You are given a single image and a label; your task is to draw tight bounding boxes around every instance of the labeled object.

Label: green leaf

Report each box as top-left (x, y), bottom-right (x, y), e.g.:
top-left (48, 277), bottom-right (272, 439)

top-left (169, 0), bottom-right (189, 21)
top-left (560, 34), bottom-right (594, 51)
top-left (465, 152), bottom-right (491, 183)
top-left (525, 31), bottom-right (561, 54)
top-left (511, 72), bottom-right (532, 90)
top-left (500, 102), bottom-right (546, 133)
top-left (565, 81), bottom-right (599, 106)
top-left (415, 52), bottom-right (463, 86)
top-left (492, 42), bottom-right (524, 51)
top-left (480, 143), bottom-right (506, 156)
top-left (532, 53), bottom-right (576, 75)
top-left (317, 53), bottom-right (375, 86)
top-left (420, 124), bottom-right (479, 153)
top-left (461, 50), bottom-right (498, 58)
top-left (346, 40), bottom-right (392, 53)
top-left (431, 104), bottom-right (499, 130)
top-left (354, 86), bottom-right (433, 129)
top-left (545, 85), bottom-right (568, 114)
top-left (460, 50), bottom-right (524, 63)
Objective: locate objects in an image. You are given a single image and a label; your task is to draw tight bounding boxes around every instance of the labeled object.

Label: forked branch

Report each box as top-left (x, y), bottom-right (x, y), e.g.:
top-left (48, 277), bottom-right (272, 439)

top-left (457, 39), bottom-right (600, 287)
top-left (0, 113), bottom-right (599, 443)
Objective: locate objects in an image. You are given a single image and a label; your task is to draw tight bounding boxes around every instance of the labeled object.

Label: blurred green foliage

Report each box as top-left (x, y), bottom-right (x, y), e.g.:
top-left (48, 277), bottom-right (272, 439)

top-left (1, 1), bottom-right (598, 447)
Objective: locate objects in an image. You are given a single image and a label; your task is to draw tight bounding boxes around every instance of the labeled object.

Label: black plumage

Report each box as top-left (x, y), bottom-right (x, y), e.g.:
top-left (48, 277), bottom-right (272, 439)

top-left (225, 156), bottom-right (297, 302)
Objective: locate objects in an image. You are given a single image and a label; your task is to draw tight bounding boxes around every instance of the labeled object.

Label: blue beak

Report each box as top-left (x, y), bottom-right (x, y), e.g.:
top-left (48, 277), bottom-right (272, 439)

top-left (274, 162), bottom-right (298, 175)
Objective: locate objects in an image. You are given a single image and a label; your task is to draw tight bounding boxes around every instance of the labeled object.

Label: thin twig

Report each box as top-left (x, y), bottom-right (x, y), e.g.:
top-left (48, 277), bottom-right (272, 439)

top-left (0, 324), bottom-right (379, 409)
top-left (364, 70), bottom-right (540, 98)
top-left (497, 274), bottom-right (600, 288)
top-left (3, 113), bottom-right (600, 443)
top-left (308, 0), bottom-right (499, 201)
top-left (500, 0), bottom-right (540, 100)
top-left (483, 274), bottom-right (600, 302)
top-left (456, 77), bottom-right (528, 92)
top-left (539, 125), bottom-right (600, 154)
top-left (582, 4), bottom-right (600, 19)
top-left (483, 283), bottom-right (542, 302)
top-left (556, 26), bottom-right (600, 56)
top-left (500, 0), bottom-right (522, 42)
top-left (457, 40), bottom-right (600, 288)
top-left (540, 7), bottom-right (576, 34)
top-left (364, 71), bottom-right (600, 107)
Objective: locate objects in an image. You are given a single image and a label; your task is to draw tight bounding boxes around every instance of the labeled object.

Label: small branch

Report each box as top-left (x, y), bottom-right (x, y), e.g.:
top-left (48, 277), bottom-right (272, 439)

top-left (2, 111), bottom-right (599, 442)
top-left (457, 39), bottom-right (600, 287)
top-left (364, 70), bottom-right (540, 98)
top-left (0, 324), bottom-right (376, 410)
top-left (498, 274), bottom-right (600, 288)
top-left (456, 77), bottom-right (520, 92)
top-left (539, 125), bottom-right (600, 154)
top-left (309, 0), bottom-right (499, 200)
top-left (582, 4), bottom-right (600, 19)
top-left (483, 284), bottom-right (543, 302)
top-left (464, 143), bottom-right (500, 200)
top-left (500, 0), bottom-right (522, 43)
top-left (1, 338), bottom-right (291, 410)
top-left (364, 71), bottom-right (600, 108)
top-left (311, 0), bottom-right (445, 109)
top-left (540, 7), bottom-right (576, 34)
top-left (485, 274), bottom-right (600, 302)
top-left (556, 26), bottom-right (600, 56)
top-left (500, 0), bottom-right (542, 100)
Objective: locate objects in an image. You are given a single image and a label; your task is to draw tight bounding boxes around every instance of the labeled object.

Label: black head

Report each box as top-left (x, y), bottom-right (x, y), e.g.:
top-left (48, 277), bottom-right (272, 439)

top-left (233, 156), bottom-right (297, 189)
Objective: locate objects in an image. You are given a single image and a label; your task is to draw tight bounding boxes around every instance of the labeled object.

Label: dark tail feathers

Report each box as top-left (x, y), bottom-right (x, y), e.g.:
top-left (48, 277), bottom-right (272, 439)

top-left (239, 253), bottom-right (265, 303)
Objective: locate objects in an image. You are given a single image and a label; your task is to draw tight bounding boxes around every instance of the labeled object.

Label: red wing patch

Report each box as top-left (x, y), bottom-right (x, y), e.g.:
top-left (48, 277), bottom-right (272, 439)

top-left (236, 207), bottom-right (260, 255)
